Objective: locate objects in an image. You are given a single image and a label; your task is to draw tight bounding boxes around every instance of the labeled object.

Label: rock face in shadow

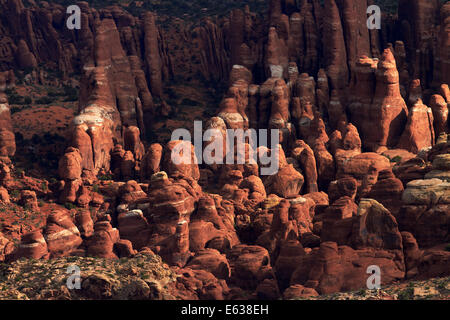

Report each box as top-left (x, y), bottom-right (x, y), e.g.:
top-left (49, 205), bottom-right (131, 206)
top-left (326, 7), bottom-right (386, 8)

top-left (0, 0), bottom-right (450, 301)
top-left (0, 71), bottom-right (15, 159)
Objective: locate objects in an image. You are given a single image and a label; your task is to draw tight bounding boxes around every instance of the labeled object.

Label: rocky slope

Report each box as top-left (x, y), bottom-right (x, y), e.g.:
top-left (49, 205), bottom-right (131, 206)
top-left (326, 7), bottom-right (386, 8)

top-left (0, 0), bottom-right (449, 300)
top-left (1, 254), bottom-right (448, 300)
top-left (292, 276), bottom-right (450, 300)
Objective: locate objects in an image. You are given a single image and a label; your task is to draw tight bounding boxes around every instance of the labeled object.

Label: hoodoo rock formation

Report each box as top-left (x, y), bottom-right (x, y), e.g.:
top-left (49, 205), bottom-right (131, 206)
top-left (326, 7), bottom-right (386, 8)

top-left (0, 0), bottom-right (449, 301)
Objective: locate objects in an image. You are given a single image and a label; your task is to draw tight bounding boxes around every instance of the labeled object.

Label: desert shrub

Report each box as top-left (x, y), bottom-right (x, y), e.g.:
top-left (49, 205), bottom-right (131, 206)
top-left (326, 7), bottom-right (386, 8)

top-left (31, 134), bottom-right (42, 145)
top-left (10, 190), bottom-right (20, 198)
top-left (15, 132), bottom-right (24, 142)
top-left (166, 87), bottom-right (179, 100)
top-left (397, 287), bottom-right (414, 300)
top-left (47, 89), bottom-right (61, 97)
top-left (181, 98), bottom-right (198, 106)
top-left (8, 94), bottom-right (25, 105)
top-left (63, 86), bottom-right (79, 102)
top-left (9, 107), bottom-right (21, 114)
top-left (24, 96), bottom-right (32, 105)
top-left (391, 156), bottom-right (402, 163)
top-left (35, 96), bottom-right (56, 105)
top-left (98, 174), bottom-right (113, 181)
top-left (64, 202), bottom-right (76, 210)
top-left (22, 66), bottom-right (34, 75)
top-left (43, 132), bottom-right (65, 144)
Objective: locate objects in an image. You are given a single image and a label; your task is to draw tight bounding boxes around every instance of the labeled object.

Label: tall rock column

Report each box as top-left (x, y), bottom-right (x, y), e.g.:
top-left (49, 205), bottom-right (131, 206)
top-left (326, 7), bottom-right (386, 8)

top-left (436, 2), bottom-right (450, 87)
top-left (398, 0), bottom-right (441, 87)
top-left (348, 56), bottom-right (377, 143)
top-left (335, 0), bottom-right (371, 81)
top-left (0, 71), bottom-right (15, 159)
top-left (368, 49), bottom-right (408, 152)
top-left (322, 0), bottom-right (348, 98)
top-left (143, 12), bottom-right (163, 98)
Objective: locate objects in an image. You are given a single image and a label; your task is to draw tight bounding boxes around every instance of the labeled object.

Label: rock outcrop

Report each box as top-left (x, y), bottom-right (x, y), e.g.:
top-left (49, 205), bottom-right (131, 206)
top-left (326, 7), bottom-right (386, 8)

top-left (0, 0), bottom-right (450, 301)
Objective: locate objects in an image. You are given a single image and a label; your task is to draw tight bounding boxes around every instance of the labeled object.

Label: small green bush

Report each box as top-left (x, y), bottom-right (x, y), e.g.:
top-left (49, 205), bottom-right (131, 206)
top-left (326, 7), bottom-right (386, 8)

top-left (10, 190), bottom-right (20, 198)
top-left (98, 174), bottom-right (113, 181)
top-left (8, 94), bottom-right (25, 105)
top-left (391, 156), bottom-right (402, 163)
top-left (35, 96), bottom-right (56, 105)
top-left (64, 202), bottom-right (76, 210)
top-left (24, 96), bottom-right (32, 105)
top-left (397, 287), bottom-right (414, 300)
